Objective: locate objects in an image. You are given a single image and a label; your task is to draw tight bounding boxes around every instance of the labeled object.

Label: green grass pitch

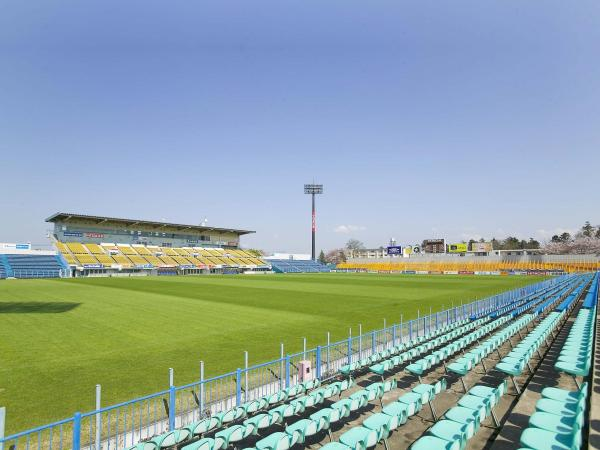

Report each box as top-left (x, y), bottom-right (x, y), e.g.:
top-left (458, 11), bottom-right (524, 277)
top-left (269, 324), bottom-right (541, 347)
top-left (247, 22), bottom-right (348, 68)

top-left (0, 273), bottom-right (546, 433)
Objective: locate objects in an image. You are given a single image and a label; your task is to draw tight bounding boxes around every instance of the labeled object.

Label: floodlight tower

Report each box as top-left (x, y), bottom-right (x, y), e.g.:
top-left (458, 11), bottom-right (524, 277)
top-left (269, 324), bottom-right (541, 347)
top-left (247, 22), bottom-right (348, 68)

top-left (304, 183), bottom-right (323, 260)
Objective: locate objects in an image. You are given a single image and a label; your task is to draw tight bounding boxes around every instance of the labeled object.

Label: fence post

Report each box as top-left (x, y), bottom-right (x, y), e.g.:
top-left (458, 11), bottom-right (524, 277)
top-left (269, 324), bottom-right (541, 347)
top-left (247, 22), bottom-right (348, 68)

top-left (358, 324), bottom-right (362, 358)
top-left (200, 361), bottom-right (205, 414)
top-left (285, 355), bottom-right (291, 388)
top-left (244, 352), bottom-right (249, 402)
top-left (417, 310), bottom-right (420, 337)
top-left (303, 338), bottom-right (307, 360)
top-left (168, 368), bottom-right (175, 430)
top-left (429, 307), bottom-right (432, 333)
top-left (280, 344), bottom-right (285, 390)
top-left (400, 314), bottom-right (403, 344)
top-left (316, 346), bottom-right (322, 379)
top-left (0, 407), bottom-right (5, 450)
top-left (73, 412), bottom-right (82, 450)
top-left (392, 324), bottom-right (397, 346)
top-left (95, 385), bottom-right (101, 450)
top-left (326, 332), bottom-right (331, 373)
top-left (383, 318), bottom-right (387, 346)
top-left (371, 331), bottom-right (376, 354)
top-left (409, 320), bottom-right (412, 342)
top-left (236, 368), bottom-right (242, 406)
top-left (347, 336), bottom-right (352, 365)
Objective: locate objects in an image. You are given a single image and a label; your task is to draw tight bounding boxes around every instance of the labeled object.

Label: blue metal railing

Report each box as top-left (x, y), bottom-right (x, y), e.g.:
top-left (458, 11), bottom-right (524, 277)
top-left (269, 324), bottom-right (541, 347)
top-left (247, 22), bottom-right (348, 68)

top-left (0, 275), bottom-right (571, 450)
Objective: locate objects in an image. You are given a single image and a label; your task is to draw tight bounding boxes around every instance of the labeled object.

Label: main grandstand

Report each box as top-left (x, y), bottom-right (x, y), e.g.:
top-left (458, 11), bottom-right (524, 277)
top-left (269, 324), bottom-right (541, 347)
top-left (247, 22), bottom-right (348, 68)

top-left (46, 212), bottom-right (269, 276)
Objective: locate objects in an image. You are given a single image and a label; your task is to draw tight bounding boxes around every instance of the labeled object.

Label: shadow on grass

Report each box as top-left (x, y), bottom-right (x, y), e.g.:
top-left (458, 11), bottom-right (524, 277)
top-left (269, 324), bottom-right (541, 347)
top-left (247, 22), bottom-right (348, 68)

top-left (0, 301), bottom-right (80, 313)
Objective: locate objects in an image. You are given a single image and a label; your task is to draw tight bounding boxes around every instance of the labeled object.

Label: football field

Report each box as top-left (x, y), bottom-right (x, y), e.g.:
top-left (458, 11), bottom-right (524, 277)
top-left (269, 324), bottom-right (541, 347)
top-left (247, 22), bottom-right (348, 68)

top-left (0, 273), bottom-right (546, 433)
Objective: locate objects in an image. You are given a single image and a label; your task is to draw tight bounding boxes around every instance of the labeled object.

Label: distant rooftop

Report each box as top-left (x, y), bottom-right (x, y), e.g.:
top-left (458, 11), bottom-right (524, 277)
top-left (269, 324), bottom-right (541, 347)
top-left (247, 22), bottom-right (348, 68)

top-left (45, 212), bottom-right (255, 235)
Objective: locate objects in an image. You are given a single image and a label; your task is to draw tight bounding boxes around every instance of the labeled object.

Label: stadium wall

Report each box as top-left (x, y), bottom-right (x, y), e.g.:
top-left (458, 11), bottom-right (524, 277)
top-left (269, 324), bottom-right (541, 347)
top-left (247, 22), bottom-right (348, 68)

top-left (338, 253), bottom-right (600, 273)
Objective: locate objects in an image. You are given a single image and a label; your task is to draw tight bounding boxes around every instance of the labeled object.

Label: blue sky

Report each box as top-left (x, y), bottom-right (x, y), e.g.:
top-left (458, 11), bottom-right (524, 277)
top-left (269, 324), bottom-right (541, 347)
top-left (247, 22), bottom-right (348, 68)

top-left (1, 1), bottom-right (599, 253)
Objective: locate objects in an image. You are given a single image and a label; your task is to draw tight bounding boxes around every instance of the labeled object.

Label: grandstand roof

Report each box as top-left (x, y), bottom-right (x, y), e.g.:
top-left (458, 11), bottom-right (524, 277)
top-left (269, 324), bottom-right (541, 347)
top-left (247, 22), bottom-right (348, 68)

top-left (45, 212), bottom-right (255, 235)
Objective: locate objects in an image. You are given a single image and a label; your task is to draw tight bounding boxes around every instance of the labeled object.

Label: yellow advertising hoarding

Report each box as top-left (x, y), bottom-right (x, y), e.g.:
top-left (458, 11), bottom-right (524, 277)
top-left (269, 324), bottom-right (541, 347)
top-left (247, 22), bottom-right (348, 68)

top-left (447, 243), bottom-right (468, 253)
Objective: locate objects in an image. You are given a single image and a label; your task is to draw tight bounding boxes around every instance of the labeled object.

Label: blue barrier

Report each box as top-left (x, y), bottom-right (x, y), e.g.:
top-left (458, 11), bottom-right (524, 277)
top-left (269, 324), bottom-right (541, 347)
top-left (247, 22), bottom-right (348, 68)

top-left (0, 274), bottom-right (585, 450)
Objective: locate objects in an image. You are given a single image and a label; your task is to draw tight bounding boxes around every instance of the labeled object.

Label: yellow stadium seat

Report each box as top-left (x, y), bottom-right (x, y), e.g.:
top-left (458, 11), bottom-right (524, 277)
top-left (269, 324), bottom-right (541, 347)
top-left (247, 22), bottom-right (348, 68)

top-left (112, 255), bottom-right (133, 268)
top-left (129, 255), bottom-right (150, 266)
top-left (75, 254), bottom-right (99, 265)
top-left (133, 246), bottom-right (151, 256)
top-left (117, 245), bottom-right (138, 256)
top-left (84, 243), bottom-right (105, 255)
top-left (159, 256), bottom-right (178, 266)
top-left (144, 256), bottom-right (164, 267)
top-left (95, 254), bottom-right (116, 266)
top-left (66, 242), bottom-right (89, 254)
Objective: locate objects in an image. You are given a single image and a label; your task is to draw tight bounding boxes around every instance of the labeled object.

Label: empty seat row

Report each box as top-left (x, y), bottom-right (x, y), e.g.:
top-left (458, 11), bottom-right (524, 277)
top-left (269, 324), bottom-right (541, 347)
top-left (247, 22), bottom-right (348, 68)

top-left (519, 382), bottom-right (588, 450)
top-left (406, 315), bottom-right (513, 382)
top-left (318, 378), bottom-right (447, 450)
top-left (495, 311), bottom-right (564, 393)
top-left (555, 305), bottom-right (596, 387)
top-left (363, 318), bottom-right (482, 380)
top-left (124, 378), bottom-right (348, 450)
top-left (180, 379), bottom-right (389, 450)
top-left (410, 379), bottom-right (508, 450)
top-left (447, 314), bottom-right (534, 392)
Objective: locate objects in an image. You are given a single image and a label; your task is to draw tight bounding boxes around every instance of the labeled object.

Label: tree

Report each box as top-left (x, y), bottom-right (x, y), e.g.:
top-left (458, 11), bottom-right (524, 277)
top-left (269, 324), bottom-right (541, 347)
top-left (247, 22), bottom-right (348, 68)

top-left (560, 232), bottom-right (571, 242)
top-left (596, 227), bottom-right (600, 239)
top-left (468, 239), bottom-right (476, 251)
top-left (582, 221), bottom-right (595, 237)
top-left (551, 235), bottom-right (561, 243)
top-left (325, 249), bottom-right (347, 264)
top-left (527, 238), bottom-right (540, 249)
top-left (318, 250), bottom-right (327, 264)
top-left (345, 239), bottom-right (365, 251)
top-left (503, 236), bottom-right (521, 250)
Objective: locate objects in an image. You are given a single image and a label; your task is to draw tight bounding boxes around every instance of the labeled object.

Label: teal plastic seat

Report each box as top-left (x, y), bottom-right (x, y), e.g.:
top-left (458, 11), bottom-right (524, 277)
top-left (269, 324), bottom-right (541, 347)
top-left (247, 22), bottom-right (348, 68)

top-left (285, 418), bottom-right (320, 443)
top-left (268, 403), bottom-right (295, 421)
top-left (397, 392), bottom-right (422, 416)
top-left (151, 429), bottom-right (191, 449)
top-left (255, 431), bottom-right (299, 450)
top-left (363, 412), bottom-right (398, 439)
top-left (444, 406), bottom-right (480, 435)
top-left (541, 383), bottom-right (587, 403)
top-left (215, 424), bottom-right (254, 448)
top-left (214, 406), bottom-right (245, 424)
top-left (331, 399), bottom-right (353, 418)
top-left (320, 443), bottom-right (351, 450)
top-left (184, 416), bottom-right (220, 436)
top-left (519, 425), bottom-right (581, 450)
top-left (244, 413), bottom-right (274, 431)
top-left (240, 399), bottom-right (262, 415)
top-left (410, 435), bottom-right (461, 450)
top-left (428, 419), bottom-right (470, 448)
top-left (457, 394), bottom-right (491, 418)
top-left (267, 390), bottom-right (287, 405)
top-left (382, 401), bottom-right (409, 425)
top-left (126, 443), bottom-right (158, 450)
top-left (528, 411), bottom-right (584, 434)
top-left (339, 426), bottom-right (379, 450)
top-left (535, 398), bottom-right (584, 417)
top-left (181, 438), bottom-right (216, 450)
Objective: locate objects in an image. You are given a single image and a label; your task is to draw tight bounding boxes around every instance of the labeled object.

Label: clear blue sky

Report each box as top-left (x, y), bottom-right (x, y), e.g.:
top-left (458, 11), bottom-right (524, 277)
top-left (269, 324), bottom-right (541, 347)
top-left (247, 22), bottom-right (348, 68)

top-left (1, 1), bottom-right (598, 252)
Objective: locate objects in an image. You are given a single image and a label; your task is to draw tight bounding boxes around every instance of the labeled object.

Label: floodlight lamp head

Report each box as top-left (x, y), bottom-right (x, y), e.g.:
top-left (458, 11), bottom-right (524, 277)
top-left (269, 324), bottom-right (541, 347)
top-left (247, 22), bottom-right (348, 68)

top-left (304, 184), bottom-right (323, 194)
